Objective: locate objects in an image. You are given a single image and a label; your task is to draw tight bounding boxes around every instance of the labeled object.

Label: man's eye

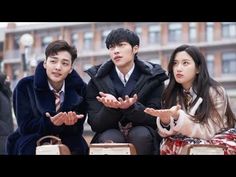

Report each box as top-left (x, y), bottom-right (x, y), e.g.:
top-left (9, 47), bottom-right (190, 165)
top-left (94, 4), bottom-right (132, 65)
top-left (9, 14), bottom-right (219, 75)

top-left (63, 63), bottom-right (69, 66)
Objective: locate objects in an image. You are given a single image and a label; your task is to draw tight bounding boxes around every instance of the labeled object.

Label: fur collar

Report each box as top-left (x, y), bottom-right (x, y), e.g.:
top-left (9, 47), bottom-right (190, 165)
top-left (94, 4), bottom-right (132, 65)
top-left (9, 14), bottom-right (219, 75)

top-left (34, 61), bottom-right (85, 91)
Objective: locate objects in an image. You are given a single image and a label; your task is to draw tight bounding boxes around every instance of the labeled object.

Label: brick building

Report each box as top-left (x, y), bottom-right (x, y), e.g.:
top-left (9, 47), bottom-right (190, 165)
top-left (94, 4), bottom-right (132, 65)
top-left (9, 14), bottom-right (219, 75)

top-left (2, 22), bottom-right (236, 112)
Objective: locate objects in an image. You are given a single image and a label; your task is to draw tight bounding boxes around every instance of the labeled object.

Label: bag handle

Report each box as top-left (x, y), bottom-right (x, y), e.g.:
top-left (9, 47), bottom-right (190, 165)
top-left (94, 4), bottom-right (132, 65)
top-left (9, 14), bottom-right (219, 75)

top-left (37, 135), bottom-right (62, 146)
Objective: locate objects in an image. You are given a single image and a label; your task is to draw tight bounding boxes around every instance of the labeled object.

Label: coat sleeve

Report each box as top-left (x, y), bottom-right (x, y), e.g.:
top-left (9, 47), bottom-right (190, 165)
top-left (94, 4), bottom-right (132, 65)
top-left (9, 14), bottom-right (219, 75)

top-left (158, 87), bottom-right (229, 140)
top-left (86, 80), bottom-right (122, 133)
top-left (62, 83), bottom-right (87, 135)
top-left (13, 80), bottom-right (63, 135)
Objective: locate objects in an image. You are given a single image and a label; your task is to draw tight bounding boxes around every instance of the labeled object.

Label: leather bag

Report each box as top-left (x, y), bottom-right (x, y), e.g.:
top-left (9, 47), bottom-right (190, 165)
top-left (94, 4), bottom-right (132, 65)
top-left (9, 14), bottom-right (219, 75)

top-left (36, 135), bottom-right (71, 155)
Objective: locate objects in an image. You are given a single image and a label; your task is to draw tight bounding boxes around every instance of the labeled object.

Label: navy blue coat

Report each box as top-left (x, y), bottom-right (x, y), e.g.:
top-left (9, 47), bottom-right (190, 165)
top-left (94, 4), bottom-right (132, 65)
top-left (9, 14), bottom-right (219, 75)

top-left (7, 62), bottom-right (88, 155)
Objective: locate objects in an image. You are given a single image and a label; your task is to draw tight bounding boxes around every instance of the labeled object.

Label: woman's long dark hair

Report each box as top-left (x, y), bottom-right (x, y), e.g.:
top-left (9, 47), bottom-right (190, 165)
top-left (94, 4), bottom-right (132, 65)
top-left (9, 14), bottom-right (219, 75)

top-left (162, 44), bottom-right (235, 128)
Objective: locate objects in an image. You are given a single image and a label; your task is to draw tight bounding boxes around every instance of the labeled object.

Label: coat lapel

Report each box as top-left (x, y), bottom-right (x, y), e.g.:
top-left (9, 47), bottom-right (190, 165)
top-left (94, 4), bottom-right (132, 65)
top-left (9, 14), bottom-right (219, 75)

top-left (62, 87), bottom-right (83, 111)
top-left (33, 61), bottom-right (86, 115)
top-left (123, 66), bottom-right (140, 96)
top-left (35, 89), bottom-right (55, 114)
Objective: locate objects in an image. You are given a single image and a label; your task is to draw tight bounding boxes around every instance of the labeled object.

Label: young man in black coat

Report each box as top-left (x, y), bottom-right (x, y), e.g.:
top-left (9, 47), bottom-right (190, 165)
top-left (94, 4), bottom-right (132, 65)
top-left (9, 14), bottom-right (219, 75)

top-left (85, 28), bottom-right (168, 154)
top-left (7, 40), bottom-right (88, 155)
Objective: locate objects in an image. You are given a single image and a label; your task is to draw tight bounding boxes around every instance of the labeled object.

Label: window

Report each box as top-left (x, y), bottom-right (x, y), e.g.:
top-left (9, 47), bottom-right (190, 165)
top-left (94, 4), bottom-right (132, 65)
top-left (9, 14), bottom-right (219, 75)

top-left (206, 54), bottom-right (214, 77)
top-left (83, 32), bottom-right (93, 50)
top-left (148, 25), bottom-right (161, 44)
top-left (189, 22), bottom-right (197, 43)
top-left (13, 35), bottom-right (21, 50)
top-left (222, 22), bottom-right (236, 39)
top-left (41, 36), bottom-right (53, 49)
top-left (222, 52), bottom-right (236, 74)
top-left (71, 33), bottom-right (79, 48)
top-left (135, 27), bottom-right (142, 43)
top-left (168, 23), bottom-right (182, 43)
top-left (101, 30), bottom-right (110, 48)
top-left (206, 22), bottom-right (214, 42)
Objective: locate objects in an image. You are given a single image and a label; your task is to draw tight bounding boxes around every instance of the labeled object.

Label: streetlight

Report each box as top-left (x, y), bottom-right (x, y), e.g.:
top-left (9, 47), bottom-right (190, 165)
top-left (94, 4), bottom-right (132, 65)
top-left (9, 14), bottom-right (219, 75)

top-left (19, 33), bottom-right (34, 77)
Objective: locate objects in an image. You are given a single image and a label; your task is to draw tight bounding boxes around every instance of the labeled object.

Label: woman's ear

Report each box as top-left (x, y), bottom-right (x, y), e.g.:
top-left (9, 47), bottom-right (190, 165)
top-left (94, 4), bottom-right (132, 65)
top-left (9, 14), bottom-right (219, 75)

top-left (196, 66), bottom-right (200, 74)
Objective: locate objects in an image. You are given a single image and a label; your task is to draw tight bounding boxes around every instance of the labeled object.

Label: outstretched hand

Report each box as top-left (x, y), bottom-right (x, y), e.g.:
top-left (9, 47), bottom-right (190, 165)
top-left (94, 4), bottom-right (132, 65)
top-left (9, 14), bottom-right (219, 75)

top-left (96, 92), bottom-right (138, 109)
top-left (46, 112), bottom-right (66, 126)
top-left (46, 112), bottom-right (84, 126)
top-left (117, 94), bottom-right (138, 109)
top-left (96, 92), bottom-right (120, 108)
top-left (144, 105), bottom-right (181, 125)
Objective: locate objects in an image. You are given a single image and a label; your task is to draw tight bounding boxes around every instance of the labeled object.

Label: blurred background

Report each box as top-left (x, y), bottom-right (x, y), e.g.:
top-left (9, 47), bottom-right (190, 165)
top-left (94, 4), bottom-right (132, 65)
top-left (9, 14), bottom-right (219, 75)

top-left (0, 22), bottom-right (236, 143)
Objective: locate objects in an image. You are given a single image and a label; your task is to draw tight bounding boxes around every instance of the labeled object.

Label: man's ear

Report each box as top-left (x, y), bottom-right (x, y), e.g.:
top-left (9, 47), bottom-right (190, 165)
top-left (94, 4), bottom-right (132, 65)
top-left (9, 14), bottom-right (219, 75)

top-left (133, 45), bottom-right (139, 54)
top-left (69, 68), bottom-right (73, 74)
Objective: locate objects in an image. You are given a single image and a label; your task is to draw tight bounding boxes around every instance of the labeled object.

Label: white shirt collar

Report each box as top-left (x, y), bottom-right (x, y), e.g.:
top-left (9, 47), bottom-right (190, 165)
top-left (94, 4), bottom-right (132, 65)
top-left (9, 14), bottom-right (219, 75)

top-left (48, 81), bottom-right (65, 93)
top-left (115, 64), bottom-right (135, 86)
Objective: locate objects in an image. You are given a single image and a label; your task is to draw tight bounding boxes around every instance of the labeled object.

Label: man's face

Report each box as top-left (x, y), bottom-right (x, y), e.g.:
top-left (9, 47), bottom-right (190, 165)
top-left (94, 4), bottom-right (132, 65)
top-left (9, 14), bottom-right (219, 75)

top-left (108, 42), bottom-right (139, 68)
top-left (43, 51), bottom-right (72, 88)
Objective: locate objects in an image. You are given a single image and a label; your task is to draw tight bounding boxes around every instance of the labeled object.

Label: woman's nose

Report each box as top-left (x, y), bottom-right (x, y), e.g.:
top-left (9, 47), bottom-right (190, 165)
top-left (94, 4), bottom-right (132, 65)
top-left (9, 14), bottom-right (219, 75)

top-left (176, 64), bottom-right (183, 71)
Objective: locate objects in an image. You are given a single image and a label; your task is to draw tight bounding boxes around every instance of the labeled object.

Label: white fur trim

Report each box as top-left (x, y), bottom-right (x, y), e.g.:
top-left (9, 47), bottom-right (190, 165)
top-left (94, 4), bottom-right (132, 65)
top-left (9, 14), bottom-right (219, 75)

top-left (156, 117), bottom-right (174, 137)
top-left (172, 110), bottom-right (186, 132)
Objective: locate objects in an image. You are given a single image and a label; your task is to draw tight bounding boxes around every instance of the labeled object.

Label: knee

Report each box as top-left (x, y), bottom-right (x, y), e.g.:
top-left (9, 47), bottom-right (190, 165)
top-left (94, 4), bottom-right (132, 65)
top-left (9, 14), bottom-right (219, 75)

top-left (97, 129), bottom-right (125, 143)
top-left (128, 126), bottom-right (152, 142)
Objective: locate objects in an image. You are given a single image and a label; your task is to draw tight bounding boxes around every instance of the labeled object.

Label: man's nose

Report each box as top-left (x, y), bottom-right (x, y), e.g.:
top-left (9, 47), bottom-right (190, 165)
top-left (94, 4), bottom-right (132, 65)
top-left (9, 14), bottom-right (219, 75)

top-left (113, 46), bottom-right (120, 53)
top-left (55, 63), bottom-right (62, 70)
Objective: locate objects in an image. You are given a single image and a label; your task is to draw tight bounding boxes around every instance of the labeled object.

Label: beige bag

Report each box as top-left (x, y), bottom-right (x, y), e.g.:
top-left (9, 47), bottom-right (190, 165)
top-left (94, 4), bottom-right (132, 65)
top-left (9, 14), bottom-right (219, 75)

top-left (89, 143), bottom-right (137, 155)
top-left (36, 135), bottom-right (71, 155)
top-left (185, 144), bottom-right (226, 155)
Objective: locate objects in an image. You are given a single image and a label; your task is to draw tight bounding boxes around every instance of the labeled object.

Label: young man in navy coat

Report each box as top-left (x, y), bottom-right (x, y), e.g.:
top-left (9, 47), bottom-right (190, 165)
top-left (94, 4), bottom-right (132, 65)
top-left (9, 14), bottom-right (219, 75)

top-left (7, 40), bottom-right (88, 155)
top-left (85, 28), bottom-right (168, 154)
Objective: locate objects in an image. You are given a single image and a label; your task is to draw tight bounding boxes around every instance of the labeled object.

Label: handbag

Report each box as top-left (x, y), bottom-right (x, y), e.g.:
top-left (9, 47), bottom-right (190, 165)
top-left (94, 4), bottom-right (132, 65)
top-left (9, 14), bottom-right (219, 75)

top-left (89, 142), bottom-right (137, 155)
top-left (36, 135), bottom-right (71, 155)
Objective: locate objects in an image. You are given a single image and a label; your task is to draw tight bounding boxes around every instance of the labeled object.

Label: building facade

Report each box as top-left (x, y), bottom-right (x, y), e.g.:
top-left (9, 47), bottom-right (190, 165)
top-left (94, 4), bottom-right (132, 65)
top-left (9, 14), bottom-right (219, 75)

top-left (2, 22), bottom-right (236, 112)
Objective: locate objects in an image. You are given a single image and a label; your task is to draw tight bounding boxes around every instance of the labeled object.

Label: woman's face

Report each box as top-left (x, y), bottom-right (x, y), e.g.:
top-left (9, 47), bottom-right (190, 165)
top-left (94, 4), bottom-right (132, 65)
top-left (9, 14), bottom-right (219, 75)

top-left (173, 51), bottom-right (199, 90)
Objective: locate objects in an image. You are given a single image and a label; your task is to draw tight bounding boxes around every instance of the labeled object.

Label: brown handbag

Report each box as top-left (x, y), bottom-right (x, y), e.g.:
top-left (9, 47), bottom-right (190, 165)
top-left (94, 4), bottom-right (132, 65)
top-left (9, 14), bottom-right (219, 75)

top-left (36, 135), bottom-right (71, 155)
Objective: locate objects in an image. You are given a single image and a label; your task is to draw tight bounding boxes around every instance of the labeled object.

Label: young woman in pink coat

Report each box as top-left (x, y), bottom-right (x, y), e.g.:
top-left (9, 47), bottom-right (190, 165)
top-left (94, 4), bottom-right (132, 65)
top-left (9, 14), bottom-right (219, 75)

top-left (145, 44), bottom-right (236, 141)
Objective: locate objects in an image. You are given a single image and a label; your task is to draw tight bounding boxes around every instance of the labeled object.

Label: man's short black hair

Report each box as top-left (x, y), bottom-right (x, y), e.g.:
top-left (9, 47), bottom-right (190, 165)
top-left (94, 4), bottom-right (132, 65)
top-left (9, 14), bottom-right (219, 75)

top-left (105, 28), bottom-right (140, 49)
top-left (45, 40), bottom-right (77, 63)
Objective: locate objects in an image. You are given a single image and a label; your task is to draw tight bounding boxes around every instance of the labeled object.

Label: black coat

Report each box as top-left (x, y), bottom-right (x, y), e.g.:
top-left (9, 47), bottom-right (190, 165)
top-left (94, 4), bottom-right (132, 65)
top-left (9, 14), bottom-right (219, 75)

top-left (0, 90), bottom-right (14, 154)
top-left (85, 57), bottom-right (168, 135)
top-left (7, 62), bottom-right (88, 155)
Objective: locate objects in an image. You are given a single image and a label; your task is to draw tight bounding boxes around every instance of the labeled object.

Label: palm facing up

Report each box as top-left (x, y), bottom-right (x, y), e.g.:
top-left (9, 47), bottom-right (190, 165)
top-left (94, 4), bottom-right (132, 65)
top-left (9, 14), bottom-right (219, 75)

top-left (144, 105), bottom-right (181, 124)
